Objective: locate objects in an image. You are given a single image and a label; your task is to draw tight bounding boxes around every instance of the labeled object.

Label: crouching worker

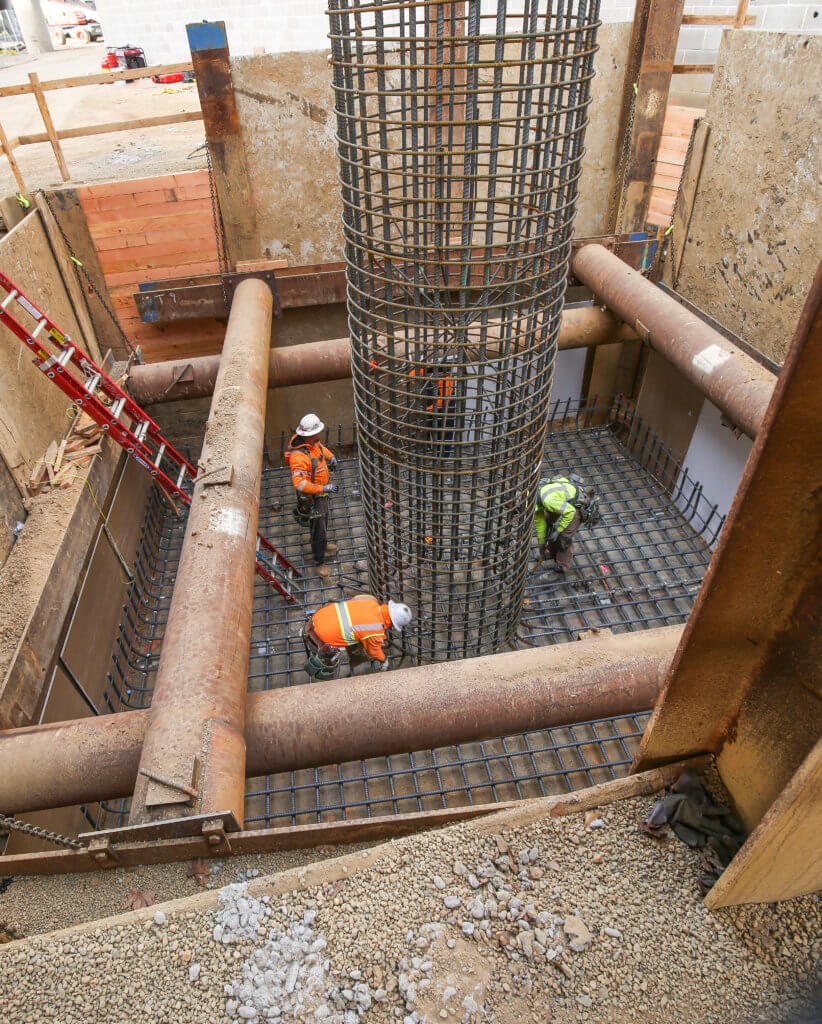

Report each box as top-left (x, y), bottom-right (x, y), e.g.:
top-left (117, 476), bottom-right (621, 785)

top-left (534, 473), bottom-right (600, 574)
top-left (302, 594), bottom-right (413, 680)
top-left (286, 413), bottom-right (338, 579)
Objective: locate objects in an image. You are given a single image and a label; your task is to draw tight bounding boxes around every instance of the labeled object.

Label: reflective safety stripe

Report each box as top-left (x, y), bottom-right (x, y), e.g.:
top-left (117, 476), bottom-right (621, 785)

top-left (334, 602), bottom-right (357, 644)
top-left (538, 480), bottom-right (577, 529)
top-left (296, 480), bottom-right (308, 491)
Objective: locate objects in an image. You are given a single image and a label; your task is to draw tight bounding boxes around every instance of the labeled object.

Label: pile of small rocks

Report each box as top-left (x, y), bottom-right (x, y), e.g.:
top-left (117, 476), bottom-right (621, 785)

top-left (0, 793), bottom-right (820, 1024)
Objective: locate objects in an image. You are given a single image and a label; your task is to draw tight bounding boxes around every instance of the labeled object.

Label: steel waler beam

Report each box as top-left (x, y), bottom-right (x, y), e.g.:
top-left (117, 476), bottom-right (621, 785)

top-left (0, 626), bottom-right (681, 815)
top-left (572, 244), bottom-right (777, 439)
top-left (127, 277), bottom-right (273, 828)
top-left (126, 307), bottom-right (638, 406)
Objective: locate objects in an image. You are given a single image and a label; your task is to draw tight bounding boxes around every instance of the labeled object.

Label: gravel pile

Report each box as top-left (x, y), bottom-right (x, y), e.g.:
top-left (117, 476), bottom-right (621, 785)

top-left (1, 793), bottom-right (820, 1024)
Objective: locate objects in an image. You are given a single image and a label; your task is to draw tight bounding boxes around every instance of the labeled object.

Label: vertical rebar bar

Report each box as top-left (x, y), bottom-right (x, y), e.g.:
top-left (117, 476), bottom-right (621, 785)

top-left (327, 0), bottom-right (601, 660)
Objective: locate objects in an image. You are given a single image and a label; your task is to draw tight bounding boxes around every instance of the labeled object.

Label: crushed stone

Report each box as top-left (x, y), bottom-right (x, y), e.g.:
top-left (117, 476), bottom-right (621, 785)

top-left (0, 795), bottom-right (820, 1024)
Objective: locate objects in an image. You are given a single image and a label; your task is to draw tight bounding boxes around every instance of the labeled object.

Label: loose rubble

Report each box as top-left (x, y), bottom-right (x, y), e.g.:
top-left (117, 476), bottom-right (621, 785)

top-left (1, 793), bottom-right (820, 1024)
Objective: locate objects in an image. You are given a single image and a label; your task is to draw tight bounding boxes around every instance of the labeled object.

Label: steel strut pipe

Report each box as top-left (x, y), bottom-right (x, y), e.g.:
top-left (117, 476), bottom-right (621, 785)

top-left (0, 626), bottom-right (682, 815)
top-left (128, 277), bottom-right (273, 827)
top-left (126, 307), bottom-right (637, 406)
top-left (572, 244), bottom-right (777, 439)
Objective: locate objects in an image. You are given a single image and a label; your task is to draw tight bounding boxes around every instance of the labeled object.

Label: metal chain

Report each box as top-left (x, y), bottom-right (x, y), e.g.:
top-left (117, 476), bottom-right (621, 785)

top-left (204, 143), bottom-right (230, 314)
top-left (608, 87), bottom-right (636, 234)
top-left (0, 813), bottom-right (84, 850)
top-left (38, 188), bottom-right (137, 358)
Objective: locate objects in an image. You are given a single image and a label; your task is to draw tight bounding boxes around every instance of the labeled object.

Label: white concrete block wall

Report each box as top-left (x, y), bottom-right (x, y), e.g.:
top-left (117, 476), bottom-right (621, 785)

top-left (94, 0), bottom-right (821, 66)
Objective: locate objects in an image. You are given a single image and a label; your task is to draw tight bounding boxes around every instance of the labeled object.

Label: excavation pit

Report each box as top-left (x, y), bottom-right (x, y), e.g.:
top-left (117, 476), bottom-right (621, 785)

top-left (81, 397), bottom-right (721, 832)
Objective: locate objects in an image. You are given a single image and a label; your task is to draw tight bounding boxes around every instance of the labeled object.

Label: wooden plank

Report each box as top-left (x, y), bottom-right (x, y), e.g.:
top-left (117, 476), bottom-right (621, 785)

top-left (0, 61), bottom-right (195, 98)
top-left (28, 72), bottom-right (70, 181)
top-left (0, 115), bottom-right (26, 193)
top-left (187, 20), bottom-right (259, 265)
top-left (79, 172), bottom-right (193, 199)
top-left (15, 110), bottom-right (203, 147)
top-left (671, 119), bottom-right (711, 281)
top-left (235, 258), bottom-right (289, 273)
top-left (733, 0), bottom-right (751, 28)
top-left (619, 0), bottom-right (686, 231)
top-left (83, 199), bottom-right (212, 230)
top-left (0, 758), bottom-right (701, 877)
top-left (34, 194), bottom-right (100, 362)
top-left (673, 64), bottom-right (715, 74)
top-left (705, 738), bottom-right (822, 908)
top-left (46, 188), bottom-right (130, 360)
top-left (681, 13), bottom-right (754, 24)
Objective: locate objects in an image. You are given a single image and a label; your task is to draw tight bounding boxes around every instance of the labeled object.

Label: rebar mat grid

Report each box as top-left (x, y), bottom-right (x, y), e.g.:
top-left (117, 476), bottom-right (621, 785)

top-left (92, 397), bottom-right (721, 829)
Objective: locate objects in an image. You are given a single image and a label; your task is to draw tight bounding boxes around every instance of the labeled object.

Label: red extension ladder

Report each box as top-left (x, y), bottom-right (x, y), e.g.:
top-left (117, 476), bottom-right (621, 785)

top-left (0, 271), bottom-right (300, 602)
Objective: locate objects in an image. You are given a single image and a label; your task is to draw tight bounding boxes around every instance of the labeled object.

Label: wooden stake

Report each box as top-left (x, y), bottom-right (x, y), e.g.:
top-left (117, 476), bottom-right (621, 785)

top-left (733, 0), bottom-right (751, 29)
top-left (0, 116), bottom-right (27, 194)
top-left (28, 72), bottom-right (70, 181)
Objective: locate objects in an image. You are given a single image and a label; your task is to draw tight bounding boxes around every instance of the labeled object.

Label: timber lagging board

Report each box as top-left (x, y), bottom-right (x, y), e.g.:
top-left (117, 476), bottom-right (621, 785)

top-left (647, 104), bottom-right (705, 228)
top-left (77, 171), bottom-right (224, 363)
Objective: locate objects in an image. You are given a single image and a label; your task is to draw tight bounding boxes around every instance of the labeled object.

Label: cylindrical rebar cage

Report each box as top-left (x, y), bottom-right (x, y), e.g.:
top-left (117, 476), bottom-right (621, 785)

top-left (328, 0), bottom-right (601, 660)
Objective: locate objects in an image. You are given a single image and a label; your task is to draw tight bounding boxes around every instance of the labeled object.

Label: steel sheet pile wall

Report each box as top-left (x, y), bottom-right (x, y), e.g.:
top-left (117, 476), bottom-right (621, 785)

top-left (328, 0), bottom-right (601, 659)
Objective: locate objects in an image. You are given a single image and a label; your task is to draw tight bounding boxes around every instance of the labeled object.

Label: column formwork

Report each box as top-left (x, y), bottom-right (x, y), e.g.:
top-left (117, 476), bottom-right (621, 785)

top-left (328, 0), bottom-right (601, 660)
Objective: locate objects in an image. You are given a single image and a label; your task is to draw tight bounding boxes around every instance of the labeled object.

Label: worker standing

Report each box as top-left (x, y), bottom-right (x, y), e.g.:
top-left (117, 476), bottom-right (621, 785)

top-left (302, 594), bottom-right (413, 679)
top-left (533, 473), bottom-right (599, 574)
top-left (286, 413), bottom-right (338, 579)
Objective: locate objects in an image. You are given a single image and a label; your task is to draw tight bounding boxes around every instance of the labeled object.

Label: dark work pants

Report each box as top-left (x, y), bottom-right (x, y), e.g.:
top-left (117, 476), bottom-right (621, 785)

top-left (548, 511), bottom-right (580, 570)
top-left (297, 494), bottom-right (329, 565)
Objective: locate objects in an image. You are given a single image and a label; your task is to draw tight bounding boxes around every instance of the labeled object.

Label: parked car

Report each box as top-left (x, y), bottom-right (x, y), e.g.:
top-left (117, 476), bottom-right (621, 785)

top-left (47, 0), bottom-right (103, 44)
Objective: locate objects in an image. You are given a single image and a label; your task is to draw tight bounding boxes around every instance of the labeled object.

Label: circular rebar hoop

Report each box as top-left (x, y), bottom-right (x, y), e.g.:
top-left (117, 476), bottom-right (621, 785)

top-left (328, 0), bottom-right (601, 661)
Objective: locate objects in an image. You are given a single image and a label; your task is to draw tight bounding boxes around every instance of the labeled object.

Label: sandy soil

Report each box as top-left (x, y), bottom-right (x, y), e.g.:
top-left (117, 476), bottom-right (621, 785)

top-left (0, 43), bottom-right (206, 194)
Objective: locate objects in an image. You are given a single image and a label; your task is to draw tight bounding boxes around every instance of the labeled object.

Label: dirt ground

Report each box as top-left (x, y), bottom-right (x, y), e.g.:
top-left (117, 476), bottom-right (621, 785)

top-left (0, 43), bottom-right (206, 195)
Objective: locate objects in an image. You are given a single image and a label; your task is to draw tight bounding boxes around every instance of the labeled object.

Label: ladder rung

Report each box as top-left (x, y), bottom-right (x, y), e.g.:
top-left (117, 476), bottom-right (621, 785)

top-left (154, 443), bottom-right (166, 468)
top-left (111, 397), bottom-right (126, 420)
top-left (176, 464), bottom-right (187, 488)
top-left (57, 346), bottom-right (74, 368)
top-left (32, 319), bottom-right (47, 340)
top-left (86, 373), bottom-right (101, 396)
top-left (1, 289), bottom-right (18, 310)
top-left (135, 421), bottom-right (149, 444)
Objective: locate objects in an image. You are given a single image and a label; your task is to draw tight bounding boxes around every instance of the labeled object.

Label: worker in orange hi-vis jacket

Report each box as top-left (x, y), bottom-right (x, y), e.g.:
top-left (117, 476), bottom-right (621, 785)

top-left (302, 595), bottom-right (414, 679)
top-left (285, 413), bottom-right (339, 579)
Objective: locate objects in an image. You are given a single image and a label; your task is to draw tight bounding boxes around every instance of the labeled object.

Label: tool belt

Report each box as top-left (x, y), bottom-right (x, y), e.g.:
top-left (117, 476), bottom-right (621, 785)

top-left (302, 619), bottom-right (342, 665)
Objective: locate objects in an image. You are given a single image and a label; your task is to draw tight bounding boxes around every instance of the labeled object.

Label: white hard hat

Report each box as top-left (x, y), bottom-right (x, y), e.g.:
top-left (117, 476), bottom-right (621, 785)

top-left (387, 600), bottom-right (413, 629)
top-left (296, 413), bottom-right (325, 436)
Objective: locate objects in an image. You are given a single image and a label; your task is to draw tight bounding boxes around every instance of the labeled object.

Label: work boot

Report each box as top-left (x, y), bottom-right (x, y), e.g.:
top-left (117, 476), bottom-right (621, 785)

top-left (325, 543), bottom-right (339, 557)
top-left (315, 563), bottom-right (330, 579)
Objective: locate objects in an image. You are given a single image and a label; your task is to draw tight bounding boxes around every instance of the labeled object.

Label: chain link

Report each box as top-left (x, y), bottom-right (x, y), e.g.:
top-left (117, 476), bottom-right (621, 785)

top-left (205, 143), bottom-right (230, 314)
top-left (0, 813), bottom-right (84, 850)
top-left (38, 189), bottom-right (137, 358)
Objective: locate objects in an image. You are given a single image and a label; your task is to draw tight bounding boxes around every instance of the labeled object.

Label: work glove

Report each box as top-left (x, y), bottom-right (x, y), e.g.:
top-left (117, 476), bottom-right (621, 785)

top-left (548, 529), bottom-right (559, 545)
top-left (323, 483), bottom-right (338, 495)
top-left (370, 659), bottom-right (388, 673)
top-left (329, 456), bottom-right (338, 471)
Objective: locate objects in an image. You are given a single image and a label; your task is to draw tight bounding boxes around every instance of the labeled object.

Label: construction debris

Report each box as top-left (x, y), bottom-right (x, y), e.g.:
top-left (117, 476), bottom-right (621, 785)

top-left (26, 412), bottom-right (103, 497)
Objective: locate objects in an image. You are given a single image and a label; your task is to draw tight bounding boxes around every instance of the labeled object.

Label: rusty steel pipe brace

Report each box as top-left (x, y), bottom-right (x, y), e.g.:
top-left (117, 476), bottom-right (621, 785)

top-left (572, 244), bottom-right (777, 439)
top-left (126, 306), bottom-right (638, 406)
top-left (127, 277), bottom-right (274, 828)
top-left (0, 626), bottom-right (682, 816)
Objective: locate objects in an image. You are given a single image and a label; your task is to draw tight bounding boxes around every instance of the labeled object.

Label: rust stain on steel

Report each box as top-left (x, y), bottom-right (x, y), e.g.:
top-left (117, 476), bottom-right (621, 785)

top-left (572, 244), bottom-right (777, 439)
top-left (128, 278), bottom-right (274, 827)
top-left (633, 258), bottom-right (822, 774)
top-left (0, 626), bottom-right (682, 816)
top-left (193, 49), bottom-right (242, 138)
top-left (128, 307), bottom-right (638, 406)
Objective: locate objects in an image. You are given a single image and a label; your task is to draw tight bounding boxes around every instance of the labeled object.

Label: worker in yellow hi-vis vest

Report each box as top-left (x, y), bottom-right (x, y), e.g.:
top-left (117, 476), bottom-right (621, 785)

top-left (533, 474), bottom-right (600, 574)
